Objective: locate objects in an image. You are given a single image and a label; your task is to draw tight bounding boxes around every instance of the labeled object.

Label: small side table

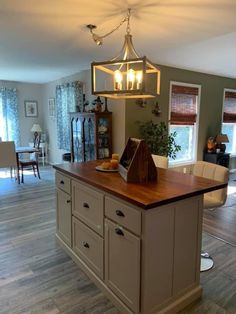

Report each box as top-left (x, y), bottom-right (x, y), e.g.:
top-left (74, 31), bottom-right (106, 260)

top-left (203, 152), bottom-right (230, 168)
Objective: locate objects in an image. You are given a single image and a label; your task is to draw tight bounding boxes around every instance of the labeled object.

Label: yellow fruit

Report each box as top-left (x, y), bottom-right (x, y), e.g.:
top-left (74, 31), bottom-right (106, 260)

top-left (110, 159), bottom-right (118, 169)
top-left (101, 162), bottom-right (111, 170)
top-left (112, 153), bottom-right (119, 161)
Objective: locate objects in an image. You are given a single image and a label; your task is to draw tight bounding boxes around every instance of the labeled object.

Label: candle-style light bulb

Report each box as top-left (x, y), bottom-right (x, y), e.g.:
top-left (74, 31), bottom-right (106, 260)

top-left (136, 71), bottom-right (143, 89)
top-left (114, 70), bottom-right (123, 90)
top-left (127, 69), bottom-right (135, 90)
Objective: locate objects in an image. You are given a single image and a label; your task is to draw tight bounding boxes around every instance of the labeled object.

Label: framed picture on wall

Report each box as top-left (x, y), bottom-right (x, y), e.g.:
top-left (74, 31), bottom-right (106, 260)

top-left (48, 98), bottom-right (56, 118)
top-left (25, 101), bottom-right (38, 117)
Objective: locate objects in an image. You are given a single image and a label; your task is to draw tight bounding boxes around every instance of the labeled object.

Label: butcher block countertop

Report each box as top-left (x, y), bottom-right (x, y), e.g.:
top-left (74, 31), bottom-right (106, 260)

top-left (53, 160), bottom-right (227, 209)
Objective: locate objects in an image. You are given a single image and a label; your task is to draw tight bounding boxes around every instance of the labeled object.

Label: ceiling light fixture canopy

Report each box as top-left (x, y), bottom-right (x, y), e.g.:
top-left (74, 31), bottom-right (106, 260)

top-left (87, 9), bottom-right (161, 99)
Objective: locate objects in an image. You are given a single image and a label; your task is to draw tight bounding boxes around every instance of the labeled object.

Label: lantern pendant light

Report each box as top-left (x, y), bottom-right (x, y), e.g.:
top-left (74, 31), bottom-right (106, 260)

top-left (88, 9), bottom-right (161, 99)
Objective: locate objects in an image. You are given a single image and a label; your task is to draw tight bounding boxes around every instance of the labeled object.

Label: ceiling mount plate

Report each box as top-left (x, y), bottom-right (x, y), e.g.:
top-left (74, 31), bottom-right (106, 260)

top-left (86, 24), bottom-right (97, 31)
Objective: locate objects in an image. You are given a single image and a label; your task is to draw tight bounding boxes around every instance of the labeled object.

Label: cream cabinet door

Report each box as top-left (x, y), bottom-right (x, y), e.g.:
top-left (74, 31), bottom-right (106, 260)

top-left (72, 181), bottom-right (104, 236)
top-left (56, 189), bottom-right (72, 247)
top-left (105, 219), bottom-right (140, 314)
top-left (72, 217), bottom-right (104, 279)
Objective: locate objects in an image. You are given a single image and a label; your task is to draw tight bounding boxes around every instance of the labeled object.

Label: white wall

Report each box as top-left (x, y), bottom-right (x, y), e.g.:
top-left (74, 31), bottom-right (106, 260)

top-left (0, 80), bottom-right (43, 145)
top-left (110, 99), bottom-right (126, 156)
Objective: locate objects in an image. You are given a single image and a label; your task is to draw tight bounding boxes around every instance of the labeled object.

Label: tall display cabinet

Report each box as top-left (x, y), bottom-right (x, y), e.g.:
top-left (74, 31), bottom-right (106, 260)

top-left (70, 112), bottom-right (112, 162)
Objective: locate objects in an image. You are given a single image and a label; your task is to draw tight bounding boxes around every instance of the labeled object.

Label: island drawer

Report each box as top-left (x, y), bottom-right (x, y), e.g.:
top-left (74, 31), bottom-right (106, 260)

top-left (72, 181), bottom-right (104, 236)
top-left (105, 196), bottom-right (141, 235)
top-left (73, 217), bottom-right (104, 280)
top-left (56, 172), bottom-right (71, 194)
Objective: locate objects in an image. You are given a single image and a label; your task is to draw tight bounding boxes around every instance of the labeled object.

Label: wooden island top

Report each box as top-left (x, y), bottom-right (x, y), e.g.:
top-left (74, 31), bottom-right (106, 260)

top-left (53, 160), bottom-right (227, 209)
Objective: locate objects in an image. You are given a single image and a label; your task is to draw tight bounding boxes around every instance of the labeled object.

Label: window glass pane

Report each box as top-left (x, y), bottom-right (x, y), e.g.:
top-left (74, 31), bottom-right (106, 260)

top-left (222, 124), bottom-right (235, 153)
top-left (169, 82), bottom-right (200, 164)
top-left (0, 89), bottom-right (20, 145)
top-left (222, 89), bottom-right (236, 154)
top-left (169, 125), bottom-right (194, 163)
top-left (0, 97), bottom-right (3, 140)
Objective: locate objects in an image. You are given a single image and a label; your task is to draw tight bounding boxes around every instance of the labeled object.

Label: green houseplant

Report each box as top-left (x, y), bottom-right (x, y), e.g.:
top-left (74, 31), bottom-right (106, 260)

top-left (138, 120), bottom-right (181, 159)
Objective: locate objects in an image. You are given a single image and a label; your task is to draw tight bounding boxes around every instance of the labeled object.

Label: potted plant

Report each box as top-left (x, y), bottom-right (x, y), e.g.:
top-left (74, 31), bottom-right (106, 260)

top-left (138, 120), bottom-right (181, 159)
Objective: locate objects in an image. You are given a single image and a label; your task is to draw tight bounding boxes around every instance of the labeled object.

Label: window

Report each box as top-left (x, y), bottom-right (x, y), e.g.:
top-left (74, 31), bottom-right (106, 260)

top-left (222, 89), bottom-right (236, 155)
top-left (169, 82), bottom-right (201, 165)
top-left (0, 88), bottom-right (20, 145)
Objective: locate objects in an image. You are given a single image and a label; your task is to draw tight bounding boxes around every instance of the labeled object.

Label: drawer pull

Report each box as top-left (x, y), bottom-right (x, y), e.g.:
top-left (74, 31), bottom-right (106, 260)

top-left (60, 180), bottom-right (64, 185)
top-left (66, 200), bottom-right (71, 203)
top-left (115, 227), bottom-right (124, 236)
top-left (83, 202), bottom-right (89, 208)
top-left (83, 241), bottom-right (90, 248)
top-left (116, 209), bottom-right (125, 217)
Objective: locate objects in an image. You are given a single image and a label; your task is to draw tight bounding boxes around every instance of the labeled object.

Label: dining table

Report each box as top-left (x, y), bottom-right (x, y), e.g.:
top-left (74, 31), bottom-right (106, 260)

top-left (16, 146), bottom-right (39, 184)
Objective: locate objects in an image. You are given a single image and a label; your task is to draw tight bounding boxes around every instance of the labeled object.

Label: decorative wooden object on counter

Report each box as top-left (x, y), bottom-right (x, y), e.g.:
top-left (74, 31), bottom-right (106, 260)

top-left (53, 161), bottom-right (227, 314)
top-left (119, 138), bottom-right (157, 183)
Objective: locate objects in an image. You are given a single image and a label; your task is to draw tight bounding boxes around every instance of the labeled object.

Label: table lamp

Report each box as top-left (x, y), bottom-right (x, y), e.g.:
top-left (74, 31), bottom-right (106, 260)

top-left (215, 134), bottom-right (229, 153)
top-left (31, 124), bottom-right (42, 144)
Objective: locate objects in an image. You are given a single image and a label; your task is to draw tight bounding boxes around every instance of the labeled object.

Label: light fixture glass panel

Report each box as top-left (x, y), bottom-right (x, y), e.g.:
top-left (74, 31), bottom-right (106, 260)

top-left (92, 57), bottom-right (160, 99)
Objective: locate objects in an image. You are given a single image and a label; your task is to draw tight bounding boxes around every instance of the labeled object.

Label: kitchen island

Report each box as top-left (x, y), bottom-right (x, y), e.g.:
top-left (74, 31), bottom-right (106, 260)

top-left (53, 161), bottom-right (227, 314)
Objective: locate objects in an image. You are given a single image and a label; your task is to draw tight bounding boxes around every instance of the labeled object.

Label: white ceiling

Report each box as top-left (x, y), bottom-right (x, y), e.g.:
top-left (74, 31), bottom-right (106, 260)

top-left (1, 0), bottom-right (236, 84)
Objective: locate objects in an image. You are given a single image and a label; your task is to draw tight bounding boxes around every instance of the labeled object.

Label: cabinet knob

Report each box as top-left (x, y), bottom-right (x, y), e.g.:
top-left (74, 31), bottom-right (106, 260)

top-left (83, 202), bottom-right (89, 208)
top-left (60, 180), bottom-right (64, 185)
top-left (83, 241), bottom-right (90, 248)
top-left (66, 199), bottom-right (71, 203)
top-left (115, 227), bottom-right (124, 236)
top-left (116, 210), bottom-right (125, 217)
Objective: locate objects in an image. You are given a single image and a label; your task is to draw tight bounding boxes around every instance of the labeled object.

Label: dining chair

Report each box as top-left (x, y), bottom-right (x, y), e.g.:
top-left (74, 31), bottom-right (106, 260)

top-left (19, 136), bottom-right (41, 183)
top-left (0, 141), bottom-right (17, 179)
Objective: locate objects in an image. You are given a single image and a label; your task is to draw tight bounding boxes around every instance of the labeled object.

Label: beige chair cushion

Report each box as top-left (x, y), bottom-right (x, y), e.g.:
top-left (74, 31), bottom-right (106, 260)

top-left (192, 161), bottom-right (229, 209)
top-left (0, 141), bottom-right (17, 168)
top-left (152, 154), bottom-right (168, 169)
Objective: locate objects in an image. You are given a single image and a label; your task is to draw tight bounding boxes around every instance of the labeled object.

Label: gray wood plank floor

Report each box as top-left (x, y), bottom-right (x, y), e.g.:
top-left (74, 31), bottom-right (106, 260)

top-left (0, 166), bottom-right (236, 314)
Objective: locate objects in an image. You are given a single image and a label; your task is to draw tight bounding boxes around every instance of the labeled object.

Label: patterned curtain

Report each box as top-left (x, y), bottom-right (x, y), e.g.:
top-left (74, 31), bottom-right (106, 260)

top-left (0, 88), bottom-right (20, 146)
top-left (56, 81), bottom-right (83, 150)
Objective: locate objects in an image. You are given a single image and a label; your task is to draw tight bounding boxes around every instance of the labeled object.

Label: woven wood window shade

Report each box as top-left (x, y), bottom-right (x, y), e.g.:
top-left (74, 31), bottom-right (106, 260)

top-left (170, 85), bottom-right (198, 125)
top-left (223, 91), bottom-right (236, 123)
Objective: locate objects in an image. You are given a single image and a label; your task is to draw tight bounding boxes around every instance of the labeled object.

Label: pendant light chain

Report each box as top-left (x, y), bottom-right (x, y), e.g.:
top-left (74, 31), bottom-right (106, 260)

top-left (126, 8), bottom-right (131, 35)
top-left (92, 9), bottom-right (131, 41)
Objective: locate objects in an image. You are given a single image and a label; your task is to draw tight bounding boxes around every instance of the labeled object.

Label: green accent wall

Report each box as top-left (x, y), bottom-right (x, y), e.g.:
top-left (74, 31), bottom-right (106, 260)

top-left (125, 64), bottom-right (236, 167)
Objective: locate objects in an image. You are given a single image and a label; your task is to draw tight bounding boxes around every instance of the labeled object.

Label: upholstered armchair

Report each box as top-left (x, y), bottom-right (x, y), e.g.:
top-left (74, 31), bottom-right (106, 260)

top-left (192, 160), bottom-right (229, 271)
top-left (192, 161), bottom-right (229, 209)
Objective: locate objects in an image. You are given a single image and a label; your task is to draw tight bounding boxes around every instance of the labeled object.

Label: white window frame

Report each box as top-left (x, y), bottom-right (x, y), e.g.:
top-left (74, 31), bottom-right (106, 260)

top-left (221, 88), bottom-right (236, 156)
top-left (168, 81), bottom-right (201, 166)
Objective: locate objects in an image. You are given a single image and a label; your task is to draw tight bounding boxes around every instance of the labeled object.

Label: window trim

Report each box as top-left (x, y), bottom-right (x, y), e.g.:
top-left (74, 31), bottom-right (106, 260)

top-left (222, 88), bottom-right (236, 123)
top-left (221, 88), bottom-right (236, 155)
top-left (168, 81), bottom-right (201, 165)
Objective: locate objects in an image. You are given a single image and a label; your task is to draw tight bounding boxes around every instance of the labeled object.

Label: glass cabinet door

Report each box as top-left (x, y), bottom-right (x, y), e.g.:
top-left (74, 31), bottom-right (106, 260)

top-left (71, 112), bottom-right (112, 163)
top-left (83, 117), bottom-right (95, 161)
top-left (97, 116), bottom-right (111, 159)
top-left (72, 117), bottom-right (83, 162)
